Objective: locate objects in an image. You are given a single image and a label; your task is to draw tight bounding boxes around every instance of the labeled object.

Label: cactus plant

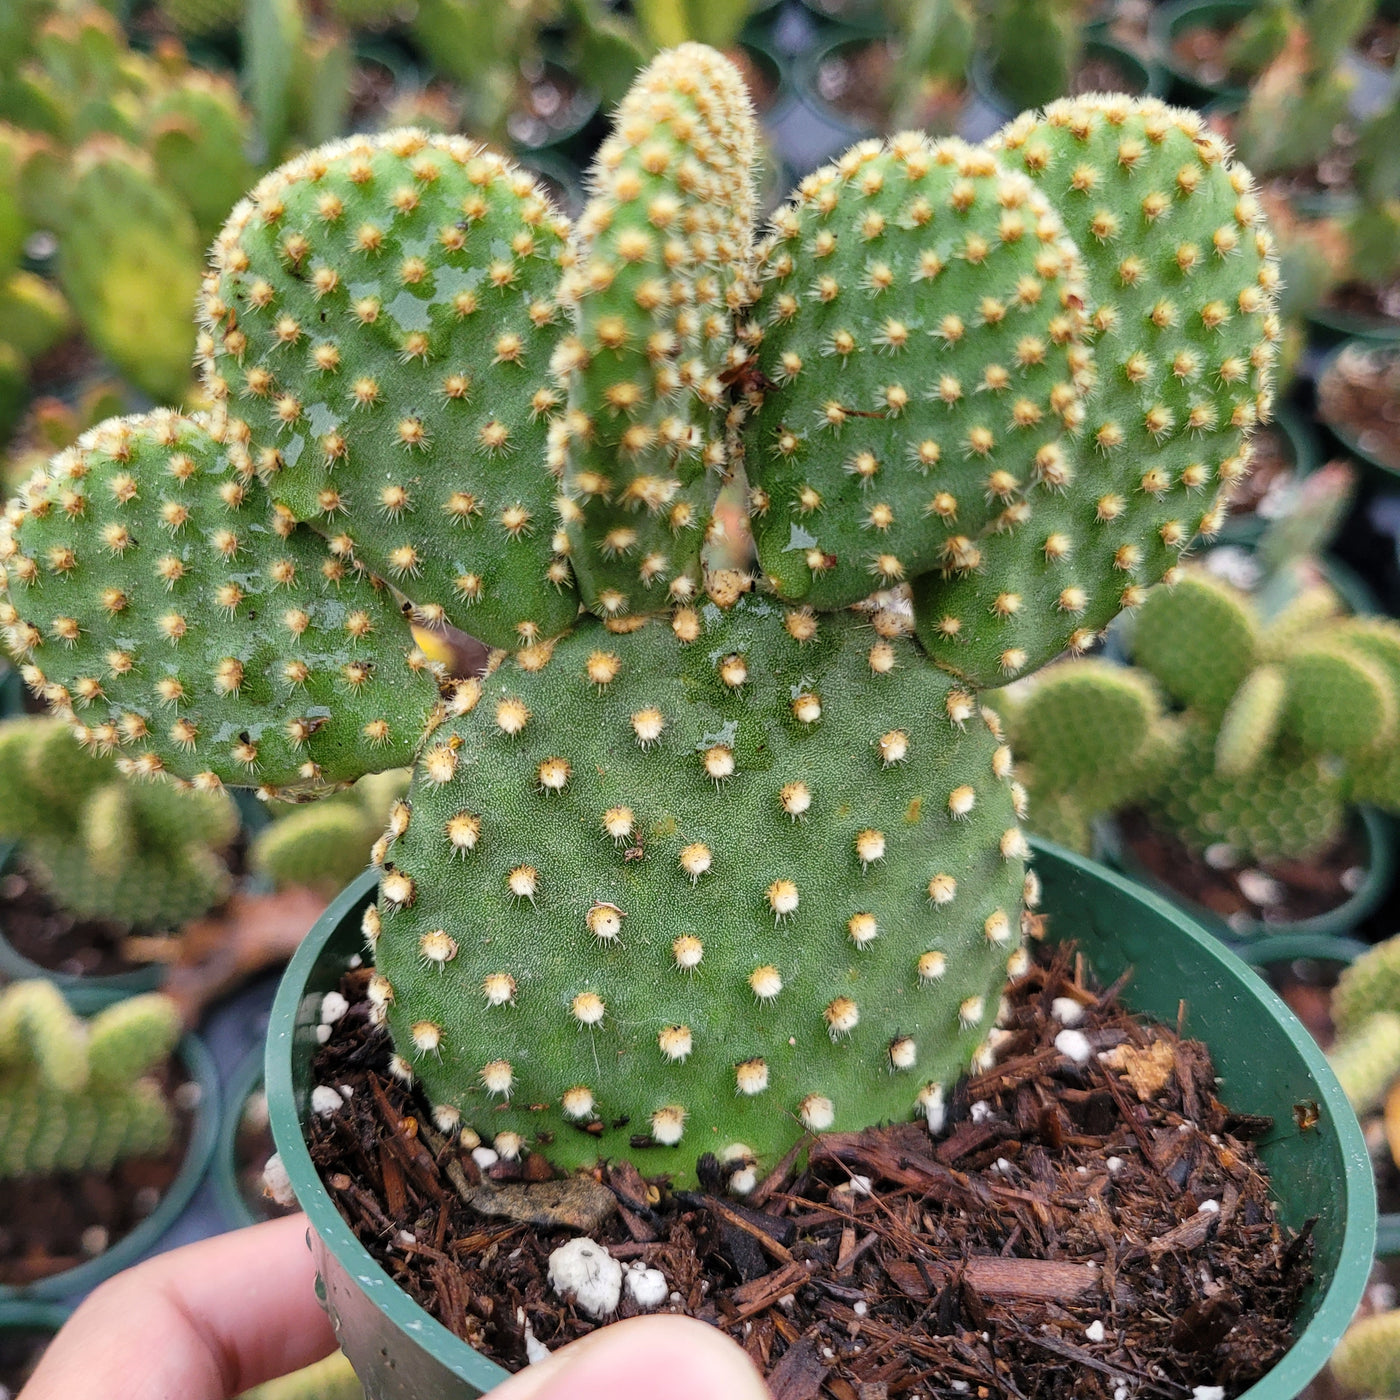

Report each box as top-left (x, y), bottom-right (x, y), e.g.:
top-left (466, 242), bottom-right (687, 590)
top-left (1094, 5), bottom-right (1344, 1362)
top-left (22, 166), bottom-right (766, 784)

top-left (0, 3), bottom-right (256, 410)
top-left (0, 980), bottom-right (180, 1179)
top-left (1006, 561), bottom-right (1400, 863)
top-left (0, 714), bottom-right (237, 930)
top-left (1333, 1309), bottom-right (1400, 1397)
top-left (254, 770), bottom-right (411, 896)
top-left (0, 52), bottom-right (1280, 1181)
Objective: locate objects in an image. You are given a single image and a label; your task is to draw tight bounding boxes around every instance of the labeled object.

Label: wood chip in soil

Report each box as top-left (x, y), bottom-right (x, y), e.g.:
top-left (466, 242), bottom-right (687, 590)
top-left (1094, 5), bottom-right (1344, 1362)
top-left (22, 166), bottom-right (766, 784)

top-left (305, 943), bottom-right (1312, 1399)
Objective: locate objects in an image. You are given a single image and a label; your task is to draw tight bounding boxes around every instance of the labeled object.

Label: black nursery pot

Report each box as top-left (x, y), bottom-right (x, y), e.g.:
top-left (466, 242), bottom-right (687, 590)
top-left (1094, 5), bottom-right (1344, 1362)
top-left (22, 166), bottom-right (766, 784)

top-left (267, 851), bottom-right (1376, 1400)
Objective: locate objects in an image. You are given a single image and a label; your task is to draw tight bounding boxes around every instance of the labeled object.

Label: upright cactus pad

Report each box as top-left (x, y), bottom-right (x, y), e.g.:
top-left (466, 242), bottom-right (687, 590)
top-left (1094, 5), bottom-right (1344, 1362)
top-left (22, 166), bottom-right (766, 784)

top-left (0, 982), bottom-right (179, 1179)
top-left (202, 132), bottom-right (579, 652)
top-left (0, 411), bottom-right (439, 795)
top-left (910, 99), bottom-right (1277, 683)
top-left (1130, 572), bottom-right (1257, 717)
top-left (373, 594), bottom-right (1027, 1173)
top-left (555, 44), bottom-right (756, 622)
top-left (743, 133), bottom-right (1089, 623)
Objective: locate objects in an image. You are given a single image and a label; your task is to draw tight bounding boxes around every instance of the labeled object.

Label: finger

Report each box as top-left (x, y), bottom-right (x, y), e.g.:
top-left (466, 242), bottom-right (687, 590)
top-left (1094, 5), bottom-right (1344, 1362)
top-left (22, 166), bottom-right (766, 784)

top-left (490, 1315), bottom-right (769, 1400)
top-left (21, 1214), bottom-right (337, 1400)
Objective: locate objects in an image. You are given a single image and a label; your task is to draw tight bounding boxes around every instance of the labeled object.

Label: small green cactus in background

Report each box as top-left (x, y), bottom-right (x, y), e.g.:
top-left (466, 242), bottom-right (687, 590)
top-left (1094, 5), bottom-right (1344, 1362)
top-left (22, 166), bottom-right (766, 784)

top-left (0, 981), bottom-right (180, 1179)
top-left (254, 770), bottom-right (410, 896)
top-left (1327, 1011), bottom-right (1400, 1113)
top-left (1011, 556), bottom-right (1400, 862)
top-left (984, 0), bottom-right (1082, 111)
top-left (237, 1351), bottom-right (363, 1400)
top-left (1333, 932), bottom-right (1400, 1037)
top-left (0, 2), bottom-right (256, 411)
top-left (1332, 1308), bottom-right (1400, 1396)
top-left (0, 51), bottom-right (1281, 1180)
top-left (0, 714), bottom-right (237, 930)
top-left (1233, 0), bottom-right (1375, 179)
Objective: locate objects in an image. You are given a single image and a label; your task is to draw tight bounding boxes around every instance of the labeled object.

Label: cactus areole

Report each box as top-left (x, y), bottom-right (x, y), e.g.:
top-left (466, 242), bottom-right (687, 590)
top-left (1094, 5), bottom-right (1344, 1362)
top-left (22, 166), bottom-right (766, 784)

top-left (0, 46), bottom-right (1280, 1186)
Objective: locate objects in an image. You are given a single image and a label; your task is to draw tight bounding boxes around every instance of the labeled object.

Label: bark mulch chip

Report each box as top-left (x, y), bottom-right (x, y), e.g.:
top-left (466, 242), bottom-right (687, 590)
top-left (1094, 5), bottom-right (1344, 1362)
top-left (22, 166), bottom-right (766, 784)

top-left (307, 944), bottom-right (1312, 1399)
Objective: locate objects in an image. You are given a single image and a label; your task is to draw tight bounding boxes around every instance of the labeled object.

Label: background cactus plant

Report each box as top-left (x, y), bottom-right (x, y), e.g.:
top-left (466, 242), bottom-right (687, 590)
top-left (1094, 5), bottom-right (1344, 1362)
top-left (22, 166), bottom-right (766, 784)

top-left (0, 980), bottom-right (180, 1179)
top-left (0, 1), bottom-right (255, 410)
top-left (0, 714), bottom-right (238, 929)
top-left (253, 769), bottom-right (410, 896)
top-left (1004, 563), bottom-right (1400, 864)
top-left (0, 49), bottom-right (1280, 1182)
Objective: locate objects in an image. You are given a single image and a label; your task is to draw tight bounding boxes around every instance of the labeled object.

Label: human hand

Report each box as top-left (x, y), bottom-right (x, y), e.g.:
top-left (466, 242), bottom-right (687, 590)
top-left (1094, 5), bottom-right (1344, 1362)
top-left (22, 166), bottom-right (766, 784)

top-left (21, 1213), bottom-right (768, 1400)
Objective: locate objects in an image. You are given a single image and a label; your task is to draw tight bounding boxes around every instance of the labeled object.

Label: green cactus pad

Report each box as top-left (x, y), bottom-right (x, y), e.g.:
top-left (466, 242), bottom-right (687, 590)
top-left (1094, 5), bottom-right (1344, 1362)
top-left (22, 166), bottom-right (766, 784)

top-left (1334, 934), bottom-right (1400, 1038)
top-left (1282, 642), bottom-right (1397, 758)
top-left (0, 411), bottom-right (440, 795)
top-left (1148, 716), bottom-right (1345, 862)
top-left (1214, 662), bottom-right (1286, 776)
top-left (743, 131), bottom-right (1088, 626)
top-left (0, 982), bottom-right (180, 1179)
top-left (59, 138), bottom-right (203, 404)
top-left (997, 658), bottom-right (1162, 808)
top-left (253, 799), bottom-right (380, 895)
top-left (1332, 1307), bottom-right (1400, 1398)
top-left (555, 44), bottom-right (757, 623)
top-left (1328, 1011), bottom-right (1400, 1114)
top-left (202, 131), bottom-right (580, 651)
top-left (372, 592), bottom-right (1027, 1179)
top-left (1131, 572), bottom-right (1257, 718)
top-left (911, 98), bottom-right (1278, 683)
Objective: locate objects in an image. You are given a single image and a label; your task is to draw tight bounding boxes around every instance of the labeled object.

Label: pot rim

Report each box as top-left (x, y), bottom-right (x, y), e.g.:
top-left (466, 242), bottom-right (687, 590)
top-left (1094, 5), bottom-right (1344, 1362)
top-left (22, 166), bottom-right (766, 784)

top-left (268, 851), bottom-right (1375, 1399)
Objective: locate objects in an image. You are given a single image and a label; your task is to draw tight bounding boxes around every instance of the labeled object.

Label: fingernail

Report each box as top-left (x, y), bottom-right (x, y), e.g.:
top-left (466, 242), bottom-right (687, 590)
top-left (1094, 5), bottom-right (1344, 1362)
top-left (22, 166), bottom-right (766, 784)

top-left (490, 1314), bottom-right (768, 1400)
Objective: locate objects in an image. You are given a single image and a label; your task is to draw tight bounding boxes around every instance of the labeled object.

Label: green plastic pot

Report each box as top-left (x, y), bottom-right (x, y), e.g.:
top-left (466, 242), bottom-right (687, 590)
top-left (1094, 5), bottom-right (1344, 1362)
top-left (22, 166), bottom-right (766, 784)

top-left (213, 1048), bottom-right (269, 1231)
top-left (1307, 302), bottom-right (1400, 347)
top-left (968, 39), bottom-right (1163, 123)
top-left (1316, 340), bottom-right (1400, 493)
top-left (1152, 0), bottom-right (1258, 106)
top-left (267, 850), bottom-right (1376, 1400)
top-left (1235, 938), bottom-right (1400, 1260)
top-left (1095, 806), bottom-right (1395, 943)
top-left (0, 1031), bottom-right (220, 1302)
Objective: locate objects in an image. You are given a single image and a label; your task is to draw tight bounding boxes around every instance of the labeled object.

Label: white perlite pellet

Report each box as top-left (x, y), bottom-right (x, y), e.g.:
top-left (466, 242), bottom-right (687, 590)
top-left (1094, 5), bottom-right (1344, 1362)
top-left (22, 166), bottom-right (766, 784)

top-left (548, 1238), bottom-right (622, 1320)
top-left (310, 1085), bottom-right (343, 1116)
top-left (1054, 1029), bottom-right (1093, 1064)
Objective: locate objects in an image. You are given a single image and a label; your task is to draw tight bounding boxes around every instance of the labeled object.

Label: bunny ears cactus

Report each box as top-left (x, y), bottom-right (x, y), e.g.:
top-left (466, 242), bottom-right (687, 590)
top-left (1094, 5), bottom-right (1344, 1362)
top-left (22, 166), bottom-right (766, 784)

top-left (0, 47), bottom-right (1279, 1181)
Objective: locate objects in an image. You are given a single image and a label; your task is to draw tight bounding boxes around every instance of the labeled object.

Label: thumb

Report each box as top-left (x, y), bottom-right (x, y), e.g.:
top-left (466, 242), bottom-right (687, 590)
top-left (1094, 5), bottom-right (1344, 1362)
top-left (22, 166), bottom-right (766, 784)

top-left (490, 1315), bottom-right (768, 1400)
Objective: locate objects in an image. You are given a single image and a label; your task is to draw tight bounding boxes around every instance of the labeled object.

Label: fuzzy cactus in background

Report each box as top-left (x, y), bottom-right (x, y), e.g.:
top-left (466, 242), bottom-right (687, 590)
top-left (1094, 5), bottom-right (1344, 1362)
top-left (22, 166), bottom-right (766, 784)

top-left (254, 769), bottom-right (410, 896)
top-left (0, 714), bottom-right (237, 930)
top-left (1332, 1307), bottom-right (1400, 1396)
top-left (1005, 564), bottom-right (1400, 863)
top-left (0, 48), bottom-right (1281, 1181)
top-left (0, 1), bottom-right (255, 410)
top-left (0, 981), bottom-right (180, 1179)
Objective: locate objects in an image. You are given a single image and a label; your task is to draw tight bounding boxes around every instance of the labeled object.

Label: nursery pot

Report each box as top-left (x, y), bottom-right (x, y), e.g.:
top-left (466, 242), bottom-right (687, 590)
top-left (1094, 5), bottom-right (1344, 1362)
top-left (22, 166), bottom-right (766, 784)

top-left (1316, 340), bottom-right (1400, 493)
top-left (267, 852), bottom-right (1376, 1400)
top-left (212, 1048), bottom-right (270, 1231)
top-left (1095, 806), bottom-right (1395, 944)
top-left (1151, 0), bottom-right (1259, 107)
top-left (0, 1032), bottom-right (220, 1303)
top-left (967, 39), bottom-right (1163, 123)
top-left (1215, 404), bottom-right (1320, 545)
